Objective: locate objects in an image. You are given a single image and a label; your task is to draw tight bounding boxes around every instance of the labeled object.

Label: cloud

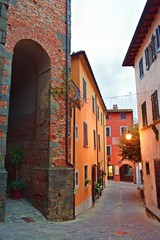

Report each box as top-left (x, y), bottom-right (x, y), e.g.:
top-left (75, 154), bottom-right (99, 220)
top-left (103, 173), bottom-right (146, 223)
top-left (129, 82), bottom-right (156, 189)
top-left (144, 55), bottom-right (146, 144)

top-left (71, 0), bottom-right (147, 114)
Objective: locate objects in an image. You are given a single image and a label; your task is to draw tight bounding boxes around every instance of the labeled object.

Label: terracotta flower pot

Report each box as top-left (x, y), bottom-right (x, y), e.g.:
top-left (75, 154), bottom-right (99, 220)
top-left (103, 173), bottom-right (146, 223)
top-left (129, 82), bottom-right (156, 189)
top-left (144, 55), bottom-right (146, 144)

top-left (11, 189), bottom-right (22, 200)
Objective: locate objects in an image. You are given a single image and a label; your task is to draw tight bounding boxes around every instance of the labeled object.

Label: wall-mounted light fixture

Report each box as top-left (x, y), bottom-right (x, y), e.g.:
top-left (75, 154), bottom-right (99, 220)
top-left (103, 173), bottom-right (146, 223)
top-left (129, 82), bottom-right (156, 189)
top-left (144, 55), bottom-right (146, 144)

top-left (126, 132), bottom-right (132, 140)
top-left (151, 124), bottom-right (159, 141)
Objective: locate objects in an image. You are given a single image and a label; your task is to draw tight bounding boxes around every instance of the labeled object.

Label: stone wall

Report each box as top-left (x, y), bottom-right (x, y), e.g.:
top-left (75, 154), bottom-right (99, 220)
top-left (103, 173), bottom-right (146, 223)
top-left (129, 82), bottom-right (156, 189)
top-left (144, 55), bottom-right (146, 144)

top-left (30, 167), bottom-right (74, 221)
top-left (0, 0), bottom-right (11, 222)
top-left (48, 167), bottom-right (74, 221)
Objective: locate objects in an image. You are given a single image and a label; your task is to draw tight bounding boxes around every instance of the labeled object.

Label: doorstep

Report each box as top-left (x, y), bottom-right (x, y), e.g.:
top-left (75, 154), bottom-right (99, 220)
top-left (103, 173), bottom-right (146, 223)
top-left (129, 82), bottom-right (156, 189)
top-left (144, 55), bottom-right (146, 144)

top-left (146, 205), bottom-right (160, 222)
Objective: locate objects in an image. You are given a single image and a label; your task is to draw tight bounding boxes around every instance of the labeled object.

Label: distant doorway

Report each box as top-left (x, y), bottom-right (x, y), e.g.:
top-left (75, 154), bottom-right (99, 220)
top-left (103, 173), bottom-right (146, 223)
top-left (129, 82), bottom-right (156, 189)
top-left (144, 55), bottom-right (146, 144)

top-left (107, 165), bottom-right (114, 180)
top-left (120, 164), bottom-right (133, 182)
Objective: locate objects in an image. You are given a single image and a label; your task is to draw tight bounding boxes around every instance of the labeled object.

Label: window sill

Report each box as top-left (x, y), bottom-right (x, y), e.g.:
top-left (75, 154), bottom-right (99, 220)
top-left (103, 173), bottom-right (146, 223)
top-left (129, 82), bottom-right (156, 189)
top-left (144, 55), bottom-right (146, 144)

top-left (83, 145), bottom-right (89, 148)
top-left (140, 75), bottom-right (144, 80)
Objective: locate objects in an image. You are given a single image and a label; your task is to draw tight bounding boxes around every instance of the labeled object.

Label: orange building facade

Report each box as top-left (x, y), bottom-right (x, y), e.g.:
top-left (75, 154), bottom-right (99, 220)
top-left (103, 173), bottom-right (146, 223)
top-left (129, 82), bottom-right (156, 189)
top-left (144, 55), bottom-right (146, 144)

top-left (106, 106), bottom-right (136, 183)
top-left (71, 51), bottom-right (107, 216)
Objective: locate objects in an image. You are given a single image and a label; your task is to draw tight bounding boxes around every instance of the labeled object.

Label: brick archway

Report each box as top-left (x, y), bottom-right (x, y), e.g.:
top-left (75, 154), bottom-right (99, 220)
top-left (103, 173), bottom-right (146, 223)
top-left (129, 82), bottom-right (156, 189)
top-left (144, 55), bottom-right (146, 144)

top-left (6, 38), bottom-right (51, 207)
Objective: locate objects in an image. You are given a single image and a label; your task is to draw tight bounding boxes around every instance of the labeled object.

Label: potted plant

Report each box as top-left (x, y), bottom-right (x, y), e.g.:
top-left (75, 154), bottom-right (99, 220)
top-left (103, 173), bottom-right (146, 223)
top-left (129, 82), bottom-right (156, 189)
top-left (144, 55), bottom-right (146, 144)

top-left (95, 182), bottom-right (103, 197)
top-left (10, 179), bottom-right (25, 199)
top-left (10, 145), bottom-right (25, 199)
top-left (85, 178), bottom-right (92, 187)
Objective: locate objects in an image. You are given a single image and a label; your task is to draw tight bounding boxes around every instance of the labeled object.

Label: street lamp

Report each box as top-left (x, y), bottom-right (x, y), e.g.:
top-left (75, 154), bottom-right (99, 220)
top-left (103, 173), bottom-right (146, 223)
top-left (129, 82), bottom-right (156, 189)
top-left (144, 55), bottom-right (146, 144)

top-left (126, 132), bottom-right (132, 140)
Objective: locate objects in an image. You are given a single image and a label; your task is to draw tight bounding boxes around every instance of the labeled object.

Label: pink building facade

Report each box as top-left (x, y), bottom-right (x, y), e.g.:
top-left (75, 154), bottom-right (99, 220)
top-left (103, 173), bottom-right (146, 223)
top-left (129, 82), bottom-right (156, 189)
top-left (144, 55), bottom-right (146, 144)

top-left (123, 0), bottom-right (160, 218)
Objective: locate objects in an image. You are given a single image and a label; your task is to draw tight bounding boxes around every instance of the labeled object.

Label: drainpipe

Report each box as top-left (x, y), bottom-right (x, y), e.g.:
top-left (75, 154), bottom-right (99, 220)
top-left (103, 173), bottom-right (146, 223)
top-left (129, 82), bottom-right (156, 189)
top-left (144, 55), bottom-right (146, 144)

top-left (95, 96), bottom-right (99, 181)
top-left (103, 111), bottom-right (106, 187)
top-left (72, 106), bottom-right (76, 218)
top-left (65, 0), bottom-right (69, 164)
top-left (66, 0), bottom-right (75, 219)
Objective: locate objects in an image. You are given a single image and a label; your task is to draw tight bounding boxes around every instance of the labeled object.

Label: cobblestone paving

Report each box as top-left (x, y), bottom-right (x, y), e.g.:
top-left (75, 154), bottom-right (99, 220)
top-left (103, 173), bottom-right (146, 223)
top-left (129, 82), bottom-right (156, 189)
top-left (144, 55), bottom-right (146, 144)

top-left (0, 181), bottom-right (160, 240)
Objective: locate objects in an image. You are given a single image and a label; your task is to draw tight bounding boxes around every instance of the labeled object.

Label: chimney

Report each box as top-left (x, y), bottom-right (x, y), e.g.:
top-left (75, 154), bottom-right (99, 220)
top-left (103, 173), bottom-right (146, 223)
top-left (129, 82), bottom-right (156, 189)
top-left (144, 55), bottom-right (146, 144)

top-left (113, 104), bottom-right (118, 109)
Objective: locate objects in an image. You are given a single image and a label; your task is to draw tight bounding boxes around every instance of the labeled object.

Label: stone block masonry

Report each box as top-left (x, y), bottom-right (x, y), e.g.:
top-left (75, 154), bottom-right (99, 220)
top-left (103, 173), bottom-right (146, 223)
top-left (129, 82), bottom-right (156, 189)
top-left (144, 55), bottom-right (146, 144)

top-left (48, 167), bottom-right (74, 221)
top-left (0, 0), bottom-right (11, 222)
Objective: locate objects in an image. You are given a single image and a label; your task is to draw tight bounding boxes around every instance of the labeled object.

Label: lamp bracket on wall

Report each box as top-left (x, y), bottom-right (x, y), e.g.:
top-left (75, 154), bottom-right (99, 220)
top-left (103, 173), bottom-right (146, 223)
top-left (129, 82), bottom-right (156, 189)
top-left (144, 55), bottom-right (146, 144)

top-left (151, 124), bottom-right (159, 141)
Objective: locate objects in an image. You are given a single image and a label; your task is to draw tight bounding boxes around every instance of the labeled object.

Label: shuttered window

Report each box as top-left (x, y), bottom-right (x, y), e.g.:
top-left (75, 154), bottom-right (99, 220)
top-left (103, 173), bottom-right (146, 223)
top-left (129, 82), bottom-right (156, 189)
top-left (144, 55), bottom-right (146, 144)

top-left (98, 134), bottom-right (100, 150)
top-left (141, 101), bottom-right (148, 127)
top-left (151, 90), bottom-right (159, 122)
top-left (92, 95), bottom-right (95, 113)
top-left (83, 122), bottom-right (88, 147)
top-left (83, 77), bottom-right (87, 100)
top-left (155, 25), bottom-right (160, 52)
top-left (93, 129), bottom-right (96, 149)
top-left (151, 34), bottom-right (156, 61)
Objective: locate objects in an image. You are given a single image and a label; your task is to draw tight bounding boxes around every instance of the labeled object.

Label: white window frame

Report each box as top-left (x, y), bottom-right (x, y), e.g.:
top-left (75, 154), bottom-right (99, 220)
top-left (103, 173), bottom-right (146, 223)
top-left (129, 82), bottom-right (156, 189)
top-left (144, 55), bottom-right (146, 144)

top-left (75, 170), bottom-right (79, 188)
top-left (84, 165), bottom-right (88, 186)
top-left (107, 145), bottom-right (112, 156)
top-left (139, 57), bottom-right (144, 79)
top-left (120, 126), bottom-right (127, 135)
top-left (106, 126), bottom-right (111, 136)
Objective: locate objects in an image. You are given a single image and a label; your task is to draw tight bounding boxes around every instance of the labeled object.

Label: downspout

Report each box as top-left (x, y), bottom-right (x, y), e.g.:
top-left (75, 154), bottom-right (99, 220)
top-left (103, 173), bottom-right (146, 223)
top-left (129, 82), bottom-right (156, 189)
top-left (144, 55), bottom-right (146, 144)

top-left (73, 106), bottom-right (76, 218)
top-left (103, 111), bottom-right (106, 187)
top-left (66, 0), bottom-right (75, 219)
top-left (65, 0), bottom-right (69, 164)
top-left (95, 96), bottom-right (99, 181)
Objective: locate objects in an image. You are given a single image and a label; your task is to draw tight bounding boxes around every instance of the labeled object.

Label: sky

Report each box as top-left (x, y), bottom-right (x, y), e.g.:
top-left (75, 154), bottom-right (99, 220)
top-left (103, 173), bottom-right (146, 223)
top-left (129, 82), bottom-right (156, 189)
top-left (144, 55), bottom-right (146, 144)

top-left (71, 0), bottom-right (147, 117)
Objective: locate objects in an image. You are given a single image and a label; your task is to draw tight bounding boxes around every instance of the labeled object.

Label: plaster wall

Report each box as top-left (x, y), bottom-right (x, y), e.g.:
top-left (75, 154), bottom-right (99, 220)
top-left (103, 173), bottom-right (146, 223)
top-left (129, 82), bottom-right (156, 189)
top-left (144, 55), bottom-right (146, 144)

top-left (134, 8), bottom-right (160, 208)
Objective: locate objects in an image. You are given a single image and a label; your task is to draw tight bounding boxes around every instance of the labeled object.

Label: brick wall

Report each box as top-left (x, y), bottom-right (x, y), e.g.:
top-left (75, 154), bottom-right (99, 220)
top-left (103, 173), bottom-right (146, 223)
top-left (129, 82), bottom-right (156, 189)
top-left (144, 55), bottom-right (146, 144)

top-left (0, 0), bottom-right (74, 221)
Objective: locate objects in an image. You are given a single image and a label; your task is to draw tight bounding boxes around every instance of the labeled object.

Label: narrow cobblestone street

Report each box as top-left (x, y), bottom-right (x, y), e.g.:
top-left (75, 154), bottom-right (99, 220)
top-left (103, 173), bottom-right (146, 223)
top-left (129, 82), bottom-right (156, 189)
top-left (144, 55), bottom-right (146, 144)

top-left (0, 181), bottom-right (160, 240)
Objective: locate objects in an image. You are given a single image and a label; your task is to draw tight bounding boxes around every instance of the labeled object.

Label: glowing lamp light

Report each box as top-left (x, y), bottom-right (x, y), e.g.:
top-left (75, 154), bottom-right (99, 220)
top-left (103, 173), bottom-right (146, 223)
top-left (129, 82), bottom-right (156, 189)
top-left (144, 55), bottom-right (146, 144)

top-left (126, 132), bottom-right (132, 140)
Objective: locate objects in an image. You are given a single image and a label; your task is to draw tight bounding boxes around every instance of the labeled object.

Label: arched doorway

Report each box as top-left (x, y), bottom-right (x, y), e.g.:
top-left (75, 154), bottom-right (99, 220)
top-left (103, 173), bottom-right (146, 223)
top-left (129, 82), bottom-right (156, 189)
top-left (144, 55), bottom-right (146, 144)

top-left (120, 164), bottom-right (133, 182)
top-left (6, 39), bottom-right (51, 200)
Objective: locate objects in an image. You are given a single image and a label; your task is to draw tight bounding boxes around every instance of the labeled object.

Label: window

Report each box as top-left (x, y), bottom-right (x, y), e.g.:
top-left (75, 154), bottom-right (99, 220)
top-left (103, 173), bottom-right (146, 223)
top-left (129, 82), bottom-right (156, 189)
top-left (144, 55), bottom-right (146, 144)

top-left (121, 113), bottom-right (126, 119)
top-left (151, 34), bottom-right (156, 61)
top-left (145, 162), bottom-right (150, 174)
top-left (151, 90), bottom-right (159, 122)
top-left (93, 129), bottom-right (96, 149)
top-left (84, 165), bottom-right (88, 185)
top-left (145, 47), bottom-right (150, 70)
top-left (155, 25), bottom-right (160, 52)
top-left (83, 122), bottom-right (88, 147)
top-left (83, 77), bottom-right (87, 100)
top-left (120, 126), bottom-right (127, 135)
top-left (139, 58), bottom-right (144, 79)
top-left (101, 112), bottom-right (103, 125)
top-left (75, 172), bottom-right (79, 186)
top-left (92, 95), bottom-right (95, 113)
top-left (98, 134), bottom-right (100, 150)
top-left (75, 125), bottom-right (78, 139)
top-left (106, 127), bottom-right (111, 136)
top-left (97, 105), bottom-right (99, 120)
top-left (106, 114), bottom-right (109, 119)
top-left (141, 101), bottom-right (148, 127)
top-left (107, 145), bottom-right (111, 156)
